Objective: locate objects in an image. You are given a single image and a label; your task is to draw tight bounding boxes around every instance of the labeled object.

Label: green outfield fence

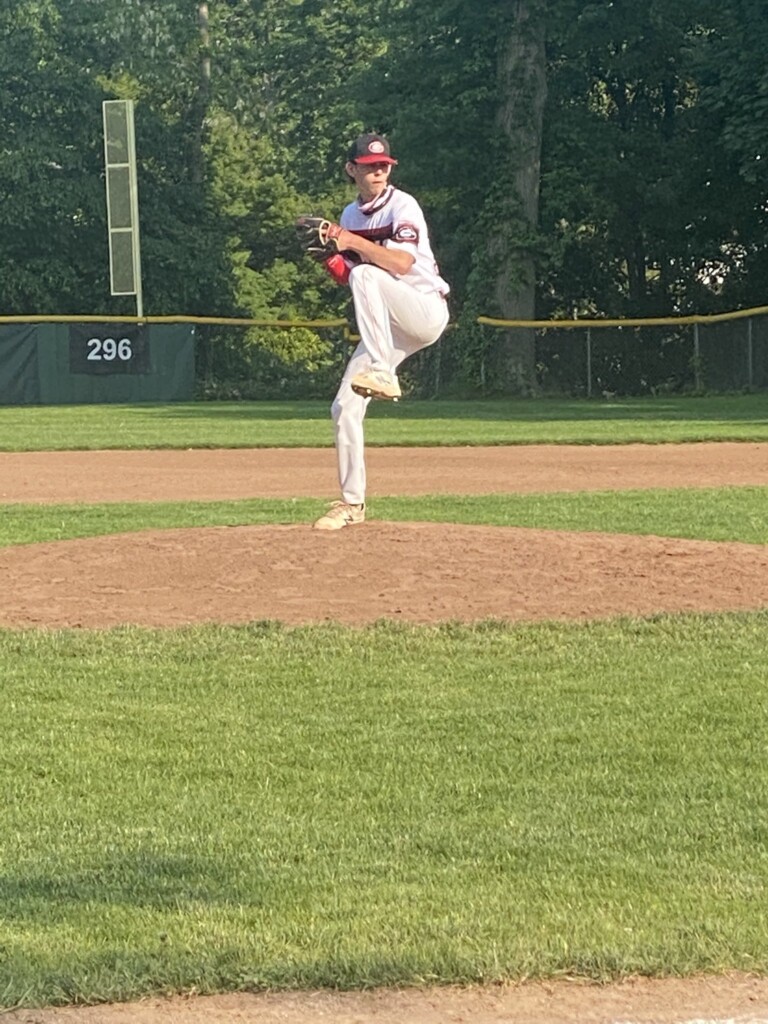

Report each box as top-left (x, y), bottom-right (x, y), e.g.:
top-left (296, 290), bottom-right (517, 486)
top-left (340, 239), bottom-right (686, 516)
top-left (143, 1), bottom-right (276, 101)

top-left (1, 306), bottom-right (767, 401)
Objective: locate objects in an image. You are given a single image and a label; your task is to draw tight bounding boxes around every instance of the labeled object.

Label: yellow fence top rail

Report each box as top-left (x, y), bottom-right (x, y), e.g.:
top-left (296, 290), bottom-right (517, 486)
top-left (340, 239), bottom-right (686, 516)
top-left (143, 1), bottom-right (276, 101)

top-left (477, 304), bottom-right (768, 329)
top-left (0, 314), bottom-right (349, 328)
top-left (1, 304), bottom-right (768, 328)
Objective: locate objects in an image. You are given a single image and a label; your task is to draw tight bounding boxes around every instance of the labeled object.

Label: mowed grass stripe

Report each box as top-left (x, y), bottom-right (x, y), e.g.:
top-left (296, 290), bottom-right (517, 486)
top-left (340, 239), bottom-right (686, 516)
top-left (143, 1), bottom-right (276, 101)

top-left (2, 615), bottom-right (768, 1006)
top-left (1, 486), bottom-right (767, 547)
top-left (0, 394), bottom-right (767, 450)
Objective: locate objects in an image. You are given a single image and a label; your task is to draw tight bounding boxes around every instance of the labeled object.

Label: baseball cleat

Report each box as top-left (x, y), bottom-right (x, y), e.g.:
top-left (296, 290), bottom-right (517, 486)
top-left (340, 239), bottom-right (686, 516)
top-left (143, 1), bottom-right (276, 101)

top-left (350, 368), bottom-right (402, 401)
top-left (313, 501), bottom-right (366, 530)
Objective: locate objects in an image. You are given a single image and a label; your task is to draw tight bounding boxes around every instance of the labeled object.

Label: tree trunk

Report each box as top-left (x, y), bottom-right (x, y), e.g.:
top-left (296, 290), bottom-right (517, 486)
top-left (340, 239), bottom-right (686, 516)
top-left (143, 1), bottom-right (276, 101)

top-left (488, 0), bottom-right (547, 392)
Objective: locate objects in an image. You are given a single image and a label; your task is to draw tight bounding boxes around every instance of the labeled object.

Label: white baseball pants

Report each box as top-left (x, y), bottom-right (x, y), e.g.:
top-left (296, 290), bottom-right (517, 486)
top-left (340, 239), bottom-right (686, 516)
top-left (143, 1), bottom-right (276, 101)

top-left (331, 263), bottom-right (449, 505)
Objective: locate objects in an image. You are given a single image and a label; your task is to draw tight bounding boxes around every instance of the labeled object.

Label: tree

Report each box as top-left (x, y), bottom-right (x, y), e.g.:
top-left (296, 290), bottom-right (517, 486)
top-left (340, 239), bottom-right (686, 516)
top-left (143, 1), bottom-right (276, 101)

top-left (362, 0), bottom-right (548, 393)
top-left (0, 1), bottom-right (109, 312)
top-left (477, 0), bottom-right (547, 391)
top-left (0, 0), bottom-right (235, 316)
top-left (538, 0), bottom-right (761, 319)
top-left (694, 0), bottom-right (768, 308)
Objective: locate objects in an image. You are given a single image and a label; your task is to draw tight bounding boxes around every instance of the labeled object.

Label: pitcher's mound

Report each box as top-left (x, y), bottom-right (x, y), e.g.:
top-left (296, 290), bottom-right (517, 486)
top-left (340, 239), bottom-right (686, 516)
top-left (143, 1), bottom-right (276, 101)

top-left (1, 522), bottom-right (766, 628)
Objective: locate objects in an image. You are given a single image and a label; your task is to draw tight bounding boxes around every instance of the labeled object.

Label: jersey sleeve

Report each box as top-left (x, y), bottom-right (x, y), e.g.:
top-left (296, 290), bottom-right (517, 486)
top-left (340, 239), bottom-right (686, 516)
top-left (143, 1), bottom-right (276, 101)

top-left (384, 194), bottom-right (425, 256)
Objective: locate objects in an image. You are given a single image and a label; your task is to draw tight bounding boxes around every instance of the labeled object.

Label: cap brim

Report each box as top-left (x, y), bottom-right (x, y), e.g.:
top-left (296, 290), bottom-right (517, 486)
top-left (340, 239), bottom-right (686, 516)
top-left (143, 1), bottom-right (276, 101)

top-left (353, 154), bottom-right (398, 165)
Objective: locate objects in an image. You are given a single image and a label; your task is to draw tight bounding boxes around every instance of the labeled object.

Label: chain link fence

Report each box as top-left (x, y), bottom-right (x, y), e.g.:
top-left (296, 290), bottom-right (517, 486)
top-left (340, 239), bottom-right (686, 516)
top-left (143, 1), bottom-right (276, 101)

top-left (415, 310), bottom-right (768, 397)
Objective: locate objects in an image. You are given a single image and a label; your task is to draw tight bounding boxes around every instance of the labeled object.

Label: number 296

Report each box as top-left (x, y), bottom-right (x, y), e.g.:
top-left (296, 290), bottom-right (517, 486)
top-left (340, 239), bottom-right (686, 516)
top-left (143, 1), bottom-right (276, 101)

top-left (87, 337), bottom-right (132, 361)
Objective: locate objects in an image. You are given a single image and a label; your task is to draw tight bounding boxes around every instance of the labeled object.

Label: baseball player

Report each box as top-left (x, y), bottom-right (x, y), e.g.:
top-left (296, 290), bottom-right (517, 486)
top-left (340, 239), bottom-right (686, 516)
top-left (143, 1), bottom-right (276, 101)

top-left (296, 133), bottom-right (450, 531)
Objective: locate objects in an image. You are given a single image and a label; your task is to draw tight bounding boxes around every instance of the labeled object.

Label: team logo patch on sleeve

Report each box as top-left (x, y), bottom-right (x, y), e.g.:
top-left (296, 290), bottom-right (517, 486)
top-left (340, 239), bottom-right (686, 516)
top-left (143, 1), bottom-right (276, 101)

top-left (393, 223), bottom-right (419, 244)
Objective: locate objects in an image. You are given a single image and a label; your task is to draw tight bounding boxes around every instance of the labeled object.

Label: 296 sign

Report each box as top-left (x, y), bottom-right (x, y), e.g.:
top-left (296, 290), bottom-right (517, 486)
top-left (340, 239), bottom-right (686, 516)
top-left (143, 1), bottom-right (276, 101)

top-left (69, 324), bottom-right (149, 375)
top-left (87, 336), bottom-right (133, 362)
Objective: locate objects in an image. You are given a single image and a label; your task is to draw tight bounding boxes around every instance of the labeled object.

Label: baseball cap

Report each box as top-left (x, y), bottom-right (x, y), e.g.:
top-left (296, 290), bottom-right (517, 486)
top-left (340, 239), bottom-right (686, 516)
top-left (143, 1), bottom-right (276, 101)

top-left (347, 133), bottom-right (398, 165)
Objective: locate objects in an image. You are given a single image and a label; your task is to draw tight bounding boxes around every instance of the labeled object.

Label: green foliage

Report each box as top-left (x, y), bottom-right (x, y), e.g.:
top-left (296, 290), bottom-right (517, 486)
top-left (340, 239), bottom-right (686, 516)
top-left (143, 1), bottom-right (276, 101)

top-left (0, 1), bottom-right (110, 313)
top-left (692, 0), bottom-right (768, 308)
top-left (199, 324), bottom-right (343, 401)
top-left (697, 0), bottom-right (768, 186)
top-left (539, 0), bottom-right (768, 319)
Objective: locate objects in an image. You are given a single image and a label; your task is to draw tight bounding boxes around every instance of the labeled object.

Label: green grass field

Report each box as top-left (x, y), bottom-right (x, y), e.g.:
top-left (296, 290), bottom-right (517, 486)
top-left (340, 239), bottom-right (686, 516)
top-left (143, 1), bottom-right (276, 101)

top-left (0, 393), bottom-right (766, 449)
top-left (1, 396), bottom-right (768, 1009)
top-left (2, 487), bottom-right (768, 547)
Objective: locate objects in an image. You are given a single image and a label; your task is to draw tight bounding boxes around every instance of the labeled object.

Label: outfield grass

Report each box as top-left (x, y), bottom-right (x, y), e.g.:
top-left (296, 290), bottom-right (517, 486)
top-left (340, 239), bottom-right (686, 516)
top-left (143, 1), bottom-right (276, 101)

top-left (2, 615), bottom-right (768, 1007)
top-left (0, 394), bottom-right (766, 450)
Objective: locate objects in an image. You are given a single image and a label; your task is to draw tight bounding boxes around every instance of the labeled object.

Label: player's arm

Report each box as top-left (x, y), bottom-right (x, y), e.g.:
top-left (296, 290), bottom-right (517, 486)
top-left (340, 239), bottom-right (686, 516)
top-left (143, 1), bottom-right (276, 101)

top-left (336, 228), bottom-right (415, 277)
top-left (294, 214), bottom-right (414, 282)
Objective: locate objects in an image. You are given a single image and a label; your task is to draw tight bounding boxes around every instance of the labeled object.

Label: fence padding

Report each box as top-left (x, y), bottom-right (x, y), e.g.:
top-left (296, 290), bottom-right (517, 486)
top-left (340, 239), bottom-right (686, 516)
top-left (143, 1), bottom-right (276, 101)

top-left (0, 323), bottom-right (195, 405)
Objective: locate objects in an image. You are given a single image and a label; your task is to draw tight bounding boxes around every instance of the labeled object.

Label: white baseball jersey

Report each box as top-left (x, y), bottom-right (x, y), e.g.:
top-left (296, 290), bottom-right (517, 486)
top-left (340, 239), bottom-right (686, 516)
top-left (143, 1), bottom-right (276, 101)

top-left (340, 185), bottom-right (450, 297)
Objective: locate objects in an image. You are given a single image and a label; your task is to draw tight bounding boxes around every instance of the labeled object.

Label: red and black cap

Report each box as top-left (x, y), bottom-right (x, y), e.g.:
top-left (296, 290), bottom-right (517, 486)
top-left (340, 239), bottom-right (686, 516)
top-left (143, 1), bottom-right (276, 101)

top-left (347, 133), bottom-right (398, 165)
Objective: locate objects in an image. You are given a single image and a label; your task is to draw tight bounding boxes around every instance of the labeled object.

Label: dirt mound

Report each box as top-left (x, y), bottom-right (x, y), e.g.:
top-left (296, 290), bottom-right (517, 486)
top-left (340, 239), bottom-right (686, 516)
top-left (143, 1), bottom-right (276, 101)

top-left (1, 521), bottom-right (766, 629)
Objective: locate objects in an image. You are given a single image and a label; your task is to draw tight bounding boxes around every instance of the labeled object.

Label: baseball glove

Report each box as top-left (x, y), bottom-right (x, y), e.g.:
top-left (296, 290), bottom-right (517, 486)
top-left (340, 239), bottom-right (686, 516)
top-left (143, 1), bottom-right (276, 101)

top-left (295, 215), bottom-right (344, 261)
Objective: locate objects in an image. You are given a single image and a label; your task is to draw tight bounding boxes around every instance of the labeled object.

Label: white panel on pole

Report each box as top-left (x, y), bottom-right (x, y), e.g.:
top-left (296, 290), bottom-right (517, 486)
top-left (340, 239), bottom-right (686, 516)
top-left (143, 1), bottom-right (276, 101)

top-left (102, 99), bottom-right (144, 317)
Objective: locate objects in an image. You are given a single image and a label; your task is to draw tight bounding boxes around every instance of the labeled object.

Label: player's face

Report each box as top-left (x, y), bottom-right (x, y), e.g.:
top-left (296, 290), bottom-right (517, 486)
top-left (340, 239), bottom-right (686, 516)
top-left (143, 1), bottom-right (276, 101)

top-left (346, 160), bottom-right (392, 200)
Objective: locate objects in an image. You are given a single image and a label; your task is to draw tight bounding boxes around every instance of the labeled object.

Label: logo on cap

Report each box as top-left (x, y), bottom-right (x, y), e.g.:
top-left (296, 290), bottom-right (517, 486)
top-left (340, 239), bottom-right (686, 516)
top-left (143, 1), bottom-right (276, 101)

top-left (346, 133), bottom-right (398, 165)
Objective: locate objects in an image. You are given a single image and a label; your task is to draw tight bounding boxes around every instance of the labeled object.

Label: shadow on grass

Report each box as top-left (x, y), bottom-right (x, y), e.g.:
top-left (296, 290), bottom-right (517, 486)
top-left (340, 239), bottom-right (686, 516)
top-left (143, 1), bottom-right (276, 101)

top-left (0, 850), bottom-right (263, 917)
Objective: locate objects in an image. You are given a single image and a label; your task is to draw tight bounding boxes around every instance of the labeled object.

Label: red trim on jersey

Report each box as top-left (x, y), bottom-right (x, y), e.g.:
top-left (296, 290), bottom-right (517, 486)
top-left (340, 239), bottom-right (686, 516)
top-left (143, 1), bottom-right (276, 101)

top-left (357, 186), bottom-right (395, 217)
top-left (349, 226), bottom-right (394, 243)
